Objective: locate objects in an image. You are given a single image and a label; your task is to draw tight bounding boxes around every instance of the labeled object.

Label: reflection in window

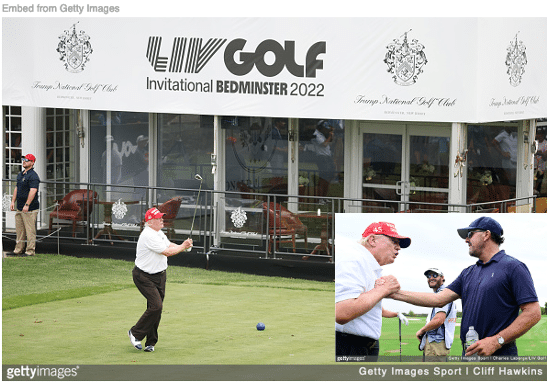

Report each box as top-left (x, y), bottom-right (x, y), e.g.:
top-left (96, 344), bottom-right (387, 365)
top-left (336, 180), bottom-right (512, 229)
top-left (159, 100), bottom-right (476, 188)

top-left (157, 114), bottom-right (213, 201)
top-left (362, 133), bottom-right (402, 185)
top-left (89, 110), bottom-right (149, 224)
top-left (225, 116), bottom-right (289, 199)
top-left (409, 135), bottom-right (449, 187)
top-left (298, 119), bottom-right (344, 203)
top-left (467, 124), bottom-right (517, 205)
top-left (90, 111), bottom-right (149, 188)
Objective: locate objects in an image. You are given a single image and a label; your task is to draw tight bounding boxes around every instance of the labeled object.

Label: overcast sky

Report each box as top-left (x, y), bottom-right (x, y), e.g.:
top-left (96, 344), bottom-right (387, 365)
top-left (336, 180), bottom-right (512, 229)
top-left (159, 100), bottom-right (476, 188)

top-left (335, 213), bottom-right (547, 315)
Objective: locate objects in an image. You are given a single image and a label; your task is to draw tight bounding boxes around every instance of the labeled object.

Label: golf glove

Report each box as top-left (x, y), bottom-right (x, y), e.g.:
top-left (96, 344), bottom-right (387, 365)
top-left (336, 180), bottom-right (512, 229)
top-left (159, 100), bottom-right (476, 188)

top-left (397, 312), bottom-right (409, 326)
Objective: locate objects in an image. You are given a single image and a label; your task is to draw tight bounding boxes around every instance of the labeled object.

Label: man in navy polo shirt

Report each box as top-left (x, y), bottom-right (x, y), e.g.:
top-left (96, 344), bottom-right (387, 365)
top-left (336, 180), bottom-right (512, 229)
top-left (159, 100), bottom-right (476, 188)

top-left (386, 217), bottom-right (541, 358)
top-left (10, 154), bottom-right (40, 256)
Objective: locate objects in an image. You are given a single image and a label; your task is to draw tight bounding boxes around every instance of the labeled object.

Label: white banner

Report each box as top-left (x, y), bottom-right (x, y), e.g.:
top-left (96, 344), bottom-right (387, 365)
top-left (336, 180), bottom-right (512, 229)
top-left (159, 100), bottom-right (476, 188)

top-left (2, 17), bottom-right (546, 122)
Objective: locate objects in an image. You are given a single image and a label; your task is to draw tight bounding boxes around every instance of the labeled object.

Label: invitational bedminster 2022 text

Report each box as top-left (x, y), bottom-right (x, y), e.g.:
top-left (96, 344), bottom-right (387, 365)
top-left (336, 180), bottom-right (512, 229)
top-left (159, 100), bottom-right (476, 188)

top-left (358, 366), bottom-right (544, 378)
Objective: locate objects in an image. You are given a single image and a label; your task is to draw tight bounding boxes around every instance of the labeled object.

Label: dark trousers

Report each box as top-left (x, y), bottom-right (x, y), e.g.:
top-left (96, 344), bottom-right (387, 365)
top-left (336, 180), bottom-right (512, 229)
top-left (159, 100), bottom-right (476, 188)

top-left (131, 266), bottom-right (166, 347)
top-left (336, 331), bottom-right (379, 361)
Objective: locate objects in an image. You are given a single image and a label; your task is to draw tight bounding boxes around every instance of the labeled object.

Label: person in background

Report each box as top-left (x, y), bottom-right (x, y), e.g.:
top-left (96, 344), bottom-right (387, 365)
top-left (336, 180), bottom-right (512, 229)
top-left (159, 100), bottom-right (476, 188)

top-left (10, 154), bottom-right (40, 256)
top-left (417, 268), bottom-right (457, 361)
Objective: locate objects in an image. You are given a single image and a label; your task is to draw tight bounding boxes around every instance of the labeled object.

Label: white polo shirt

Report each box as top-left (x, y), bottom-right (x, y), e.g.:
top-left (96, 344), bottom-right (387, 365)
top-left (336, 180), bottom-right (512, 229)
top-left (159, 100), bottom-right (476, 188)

top-left (335, 236), bottom-right (383, 339)
top-left (135, 226), bottom-right (170, 274)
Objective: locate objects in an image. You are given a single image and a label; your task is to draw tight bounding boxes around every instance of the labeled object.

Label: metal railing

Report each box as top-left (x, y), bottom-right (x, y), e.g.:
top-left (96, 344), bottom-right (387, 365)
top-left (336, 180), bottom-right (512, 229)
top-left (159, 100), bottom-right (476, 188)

top-left (2, 179), bottom-right (539, 262)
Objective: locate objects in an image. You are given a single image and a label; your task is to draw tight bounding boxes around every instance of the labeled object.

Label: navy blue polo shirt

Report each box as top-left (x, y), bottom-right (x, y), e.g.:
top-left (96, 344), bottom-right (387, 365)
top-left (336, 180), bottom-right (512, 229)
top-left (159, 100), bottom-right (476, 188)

top-left (447, 250), bottom-right (538, 346)
top-left (16, 168), bottom-right (40, 211)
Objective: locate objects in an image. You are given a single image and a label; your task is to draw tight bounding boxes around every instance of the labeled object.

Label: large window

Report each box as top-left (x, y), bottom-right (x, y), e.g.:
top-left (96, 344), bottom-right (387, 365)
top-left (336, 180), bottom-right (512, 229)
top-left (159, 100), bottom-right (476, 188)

top-left (3, 106), bottom-right (22, 180)
top-left (298, 119), bottom-right (344, 205)
top-left (45, 108), bottom-right (75, 181)
top-left (89, 111), bottom-right (150, 224)
top-left (90, 111), bottom-right (149, 188)
top-left (225, 116), bottom-right (289, 198)
top-left (45, 108), bottom-right (78, 208)
top-left (157, 114), bottom-right (214, 200)
top-left (467, 123), bottom-right (518, 205)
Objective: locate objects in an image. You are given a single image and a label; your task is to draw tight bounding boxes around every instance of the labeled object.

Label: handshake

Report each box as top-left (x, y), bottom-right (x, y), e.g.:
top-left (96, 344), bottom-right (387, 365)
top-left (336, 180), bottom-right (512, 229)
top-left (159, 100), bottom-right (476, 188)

top-left (374, 275), bottom-right (401, 297)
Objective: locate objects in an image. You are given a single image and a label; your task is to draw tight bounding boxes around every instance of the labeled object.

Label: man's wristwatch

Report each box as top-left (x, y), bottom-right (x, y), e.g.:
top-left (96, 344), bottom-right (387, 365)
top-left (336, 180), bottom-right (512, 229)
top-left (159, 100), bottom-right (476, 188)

top-left (25, 203), bottom-right (29, 206)
top-left (496, 335), bottom-right (505, 347)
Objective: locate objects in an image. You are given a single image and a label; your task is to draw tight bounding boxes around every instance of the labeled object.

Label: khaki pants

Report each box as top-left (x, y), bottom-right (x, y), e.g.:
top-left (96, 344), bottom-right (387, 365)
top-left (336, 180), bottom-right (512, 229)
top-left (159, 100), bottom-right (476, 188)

top-left (424, 338), bottom-right (450, 362)
top-left (14, 209), bottom-right (38, 255)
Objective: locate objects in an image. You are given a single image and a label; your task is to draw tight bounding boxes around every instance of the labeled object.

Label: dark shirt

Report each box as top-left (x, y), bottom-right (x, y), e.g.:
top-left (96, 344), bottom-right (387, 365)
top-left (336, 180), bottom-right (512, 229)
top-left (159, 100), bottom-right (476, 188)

top-left (447, 250), bottom-right (538, 346)
top-left (16, 168), bottom-right (40, 211)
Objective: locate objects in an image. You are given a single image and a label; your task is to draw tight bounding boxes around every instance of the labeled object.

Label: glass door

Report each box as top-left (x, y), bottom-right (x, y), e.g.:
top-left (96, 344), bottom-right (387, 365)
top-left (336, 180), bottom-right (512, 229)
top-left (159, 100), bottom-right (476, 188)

top-left (407, 125), bottom-right (450, 212)
top-left (359, 123), bottom-right (450, 212)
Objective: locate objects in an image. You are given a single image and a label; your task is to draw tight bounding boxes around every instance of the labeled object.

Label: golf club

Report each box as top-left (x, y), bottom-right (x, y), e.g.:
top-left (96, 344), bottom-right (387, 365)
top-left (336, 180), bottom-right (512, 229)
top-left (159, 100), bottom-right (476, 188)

top-left (185, 174), bottom-right (203, 251)
top-left (399, 318), bottom-right (402, 362)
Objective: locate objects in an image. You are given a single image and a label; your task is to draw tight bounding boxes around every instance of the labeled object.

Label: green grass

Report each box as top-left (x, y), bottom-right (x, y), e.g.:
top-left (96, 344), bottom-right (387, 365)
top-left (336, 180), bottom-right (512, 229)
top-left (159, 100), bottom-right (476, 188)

top-left (2, 254), bottom-right (334, 365)
top-left (379, 316), bottom-right (547, 358)
top-left (3, 254), bottom-right (545, 366)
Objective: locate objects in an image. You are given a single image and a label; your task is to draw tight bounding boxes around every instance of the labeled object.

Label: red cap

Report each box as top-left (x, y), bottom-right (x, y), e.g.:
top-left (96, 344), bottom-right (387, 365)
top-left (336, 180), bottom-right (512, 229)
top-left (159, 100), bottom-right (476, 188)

top-left (362, 222), bottom-right (411, 248)
top-left (145, 207), bottom-right (165, 222)
top-left (24, 154), bottom-right (36, 162)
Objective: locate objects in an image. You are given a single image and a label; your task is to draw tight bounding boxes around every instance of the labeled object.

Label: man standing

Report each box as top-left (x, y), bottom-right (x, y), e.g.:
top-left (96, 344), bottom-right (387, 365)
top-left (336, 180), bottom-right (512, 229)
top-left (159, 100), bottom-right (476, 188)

top-left (388, 217), bottom-right (541, 358)
top-left (335, 221), bottom-right (411, 361)
top-left (10, 154), bottom-right (40, 256)
top-left (128, 207), bottom-right (193, 352)
top-left (417, 268), bottom-right (457, 361)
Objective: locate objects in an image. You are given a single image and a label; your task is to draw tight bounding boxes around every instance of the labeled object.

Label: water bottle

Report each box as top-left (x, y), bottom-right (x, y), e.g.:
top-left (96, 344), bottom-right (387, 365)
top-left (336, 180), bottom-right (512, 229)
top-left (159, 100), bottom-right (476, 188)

top-left (465, 326), bottom-right (479, 349)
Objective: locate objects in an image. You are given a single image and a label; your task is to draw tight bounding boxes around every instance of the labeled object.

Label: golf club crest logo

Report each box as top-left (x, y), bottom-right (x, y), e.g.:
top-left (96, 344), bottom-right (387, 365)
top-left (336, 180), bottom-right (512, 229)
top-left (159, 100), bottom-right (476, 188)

top-left (57, 22), bottom-right (93, 73)
top-left (384, 29), bottom-right (427, 86)
top-left (112, 199), bottom-right (129, 220)
top-left (231, 207), bottom-right (247, 229)
top-left (505, 32), bottom-right (527, 87)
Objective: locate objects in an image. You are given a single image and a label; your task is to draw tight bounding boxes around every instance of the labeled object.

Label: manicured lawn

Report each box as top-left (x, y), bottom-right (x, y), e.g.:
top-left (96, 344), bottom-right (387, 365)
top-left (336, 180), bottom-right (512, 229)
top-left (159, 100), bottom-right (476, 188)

top-left (3, 254), bottom-right (334, 365)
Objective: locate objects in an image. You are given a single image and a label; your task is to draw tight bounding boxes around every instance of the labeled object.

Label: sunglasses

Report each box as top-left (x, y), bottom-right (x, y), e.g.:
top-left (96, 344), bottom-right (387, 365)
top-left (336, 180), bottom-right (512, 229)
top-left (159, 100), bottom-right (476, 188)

top-left (466, 230), bottom-right (486, 239)
top-left (426, 273), bottom-right (439, 279)
top-left (383, 235), bottom-right (400, 246)
top-left (22, 158), bottom-right (30, 162)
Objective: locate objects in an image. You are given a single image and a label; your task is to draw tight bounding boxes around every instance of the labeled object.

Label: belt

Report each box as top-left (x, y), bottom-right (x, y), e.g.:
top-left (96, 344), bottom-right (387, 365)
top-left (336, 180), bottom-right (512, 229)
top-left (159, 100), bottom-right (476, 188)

top-left (135, 266), bottom-right (166, 275)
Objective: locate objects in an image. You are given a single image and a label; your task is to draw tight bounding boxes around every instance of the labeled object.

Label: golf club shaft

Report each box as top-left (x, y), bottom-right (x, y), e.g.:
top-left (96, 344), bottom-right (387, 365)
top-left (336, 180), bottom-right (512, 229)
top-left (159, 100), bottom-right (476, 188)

top-left (189, 177), bottom-right (203, 238)
top-left (399, 319), bottom-right (402, 362)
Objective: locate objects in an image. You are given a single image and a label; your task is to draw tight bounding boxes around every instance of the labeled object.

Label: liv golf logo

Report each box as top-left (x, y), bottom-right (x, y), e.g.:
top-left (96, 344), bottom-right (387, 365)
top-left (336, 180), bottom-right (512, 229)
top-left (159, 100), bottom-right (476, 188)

top-left (146, 36), bottom-right (227, 73)
top-left (384, 30), bottom-right (427, 86)
top-left (146, 36), bottom-right (326, 78)
top-left (56, 22), bottom-right (93, 73)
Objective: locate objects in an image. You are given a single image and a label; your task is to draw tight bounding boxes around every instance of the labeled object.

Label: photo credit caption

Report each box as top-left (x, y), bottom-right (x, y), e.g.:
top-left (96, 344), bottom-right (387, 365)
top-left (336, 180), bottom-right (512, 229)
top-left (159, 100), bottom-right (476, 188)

top-left (358, 365), bottom-right (544, 379)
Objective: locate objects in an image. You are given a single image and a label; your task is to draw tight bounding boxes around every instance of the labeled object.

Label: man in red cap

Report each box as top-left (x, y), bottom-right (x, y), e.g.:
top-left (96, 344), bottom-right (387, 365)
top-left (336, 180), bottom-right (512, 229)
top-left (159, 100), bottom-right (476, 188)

top-left (10, 154), bottom-right (40, 256)
top-left (128, 207), bottom-right (193, 352)
top-left (335, 221), bottom-right (411, 361)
